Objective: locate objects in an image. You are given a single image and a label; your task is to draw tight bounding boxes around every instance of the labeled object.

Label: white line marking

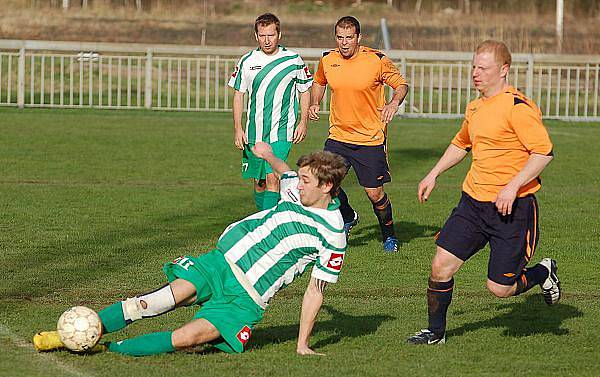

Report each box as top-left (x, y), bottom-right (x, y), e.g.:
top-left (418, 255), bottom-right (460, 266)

top-left (0, 323), bottom-right (95, 377)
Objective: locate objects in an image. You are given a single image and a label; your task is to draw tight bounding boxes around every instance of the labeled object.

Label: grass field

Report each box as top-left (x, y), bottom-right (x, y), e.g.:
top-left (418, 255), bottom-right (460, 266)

top-left (1, 108), bottom-right (599, 377)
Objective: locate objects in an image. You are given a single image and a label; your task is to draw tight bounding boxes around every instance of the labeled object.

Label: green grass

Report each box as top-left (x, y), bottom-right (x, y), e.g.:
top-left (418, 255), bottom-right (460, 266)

top-left (0, 108), bottom-right (599, 377)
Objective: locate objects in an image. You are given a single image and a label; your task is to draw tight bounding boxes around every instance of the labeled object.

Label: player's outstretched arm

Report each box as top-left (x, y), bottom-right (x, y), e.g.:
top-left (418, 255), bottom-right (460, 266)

top-left (251, 142), bottom-right (292, 178)
top-left (297, 278), bottom-right (327, 356)
top-left (418, 144), bottom-right (469, 203)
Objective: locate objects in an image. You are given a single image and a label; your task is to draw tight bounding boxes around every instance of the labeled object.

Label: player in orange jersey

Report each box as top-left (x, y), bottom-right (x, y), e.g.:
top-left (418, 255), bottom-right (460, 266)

top-left (407, 40), bottom-right (561, 345)
top-left (309, 16), bottom-right (408, 252)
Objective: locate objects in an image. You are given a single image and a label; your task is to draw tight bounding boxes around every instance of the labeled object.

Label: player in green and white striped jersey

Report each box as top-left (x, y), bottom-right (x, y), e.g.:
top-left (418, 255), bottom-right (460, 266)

top-left (33, 143), bottom-right (348, 357)
top-left (229, 13), bottom-right (313, 211)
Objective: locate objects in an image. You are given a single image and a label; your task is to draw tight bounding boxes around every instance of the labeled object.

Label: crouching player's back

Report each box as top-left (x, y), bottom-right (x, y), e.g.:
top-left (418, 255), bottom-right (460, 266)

top-left (34, 142), bottom-right (348, 356)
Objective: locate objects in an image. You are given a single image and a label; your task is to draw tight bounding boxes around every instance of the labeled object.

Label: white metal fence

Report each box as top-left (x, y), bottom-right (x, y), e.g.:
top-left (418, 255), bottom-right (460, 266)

top-left (1, 39), bottom-right (599, 121)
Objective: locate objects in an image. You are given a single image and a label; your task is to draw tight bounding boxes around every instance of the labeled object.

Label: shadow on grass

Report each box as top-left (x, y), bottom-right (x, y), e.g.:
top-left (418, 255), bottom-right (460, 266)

top-left (447, 295), bottom-right (582, 338)
top-left (249, 305), bottom-right (395, 350)
top-left (348, 221), bottom-right (438, 247)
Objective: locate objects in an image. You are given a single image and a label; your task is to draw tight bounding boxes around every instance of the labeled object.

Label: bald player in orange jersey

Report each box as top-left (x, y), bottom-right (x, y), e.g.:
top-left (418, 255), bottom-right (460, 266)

top-left (407, 40), bottom-right (561, 345)
top-left (308, 16), bottom-right (408, 253)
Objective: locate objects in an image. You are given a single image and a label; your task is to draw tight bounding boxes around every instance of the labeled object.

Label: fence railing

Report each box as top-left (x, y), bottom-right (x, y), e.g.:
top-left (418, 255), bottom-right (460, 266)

top-left (1, 39), bottom-right (599, 121)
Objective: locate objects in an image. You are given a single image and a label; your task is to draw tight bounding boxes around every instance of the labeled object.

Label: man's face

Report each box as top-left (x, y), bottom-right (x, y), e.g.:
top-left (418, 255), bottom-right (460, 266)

top-left (255, 23), bottom-right (280, 55)
top-left (335, 26), bottom-right (361, 59)
top-left (472, 51), bottom-right (509, 96)
top-left (297, 166), bottom-right (330, 207)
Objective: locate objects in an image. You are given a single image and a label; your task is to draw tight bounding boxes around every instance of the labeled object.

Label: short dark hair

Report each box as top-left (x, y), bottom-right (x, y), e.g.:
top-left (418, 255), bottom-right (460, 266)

top-left (335, 16), bottom-right (360, 35)
top-left (297, 151), bottom-right (347, 198)
top-left (254, 13), bottom-right (280, 34)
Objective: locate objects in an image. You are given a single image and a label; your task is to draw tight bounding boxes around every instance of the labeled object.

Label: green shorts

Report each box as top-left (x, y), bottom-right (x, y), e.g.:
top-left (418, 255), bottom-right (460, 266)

top-left (242, 141), bottom-right (292, 180)
top-left (163, 250), bottom-right (264, 353)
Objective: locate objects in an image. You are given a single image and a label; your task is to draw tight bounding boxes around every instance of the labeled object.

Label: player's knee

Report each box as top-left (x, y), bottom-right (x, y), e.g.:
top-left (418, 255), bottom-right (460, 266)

top-left (486, 280), bottom-right (513, 298)
top-left (365, 188), bottom-right (384, 203)
top-left (172, 328), bottom-right (202, 348)
top-left (430, 260), bottom-right (455, 281)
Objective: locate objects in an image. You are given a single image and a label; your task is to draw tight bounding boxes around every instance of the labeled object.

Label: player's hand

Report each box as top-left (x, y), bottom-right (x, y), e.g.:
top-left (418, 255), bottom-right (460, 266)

top-left (417, 172), bottom-right (437, 203)
top-left (296, 345), bottom-right (325, 356)
top-left (234, 128), bottom-right (247, 150)
top-left (293, 122), bottom-right (307, 144)
top-left (378, 100), bottom-right (400, 124)
top-left (251, 142), bottom-right (273, 159)
top-left (308, 104), bottom-right (320, 121)
top-left (493, 184), bottom-right (519, 216)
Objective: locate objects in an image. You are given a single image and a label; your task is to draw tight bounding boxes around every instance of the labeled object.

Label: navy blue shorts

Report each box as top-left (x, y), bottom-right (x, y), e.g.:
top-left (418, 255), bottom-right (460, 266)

top-left (324, 138), bottom-right (391, 188)
top-left (436, 192), bottom-right (540, 286)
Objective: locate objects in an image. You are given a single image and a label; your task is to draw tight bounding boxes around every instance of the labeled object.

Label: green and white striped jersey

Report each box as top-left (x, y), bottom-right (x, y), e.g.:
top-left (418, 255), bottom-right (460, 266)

top-left (228, 46), bottom-right (313, 144)
top-left (217, 171), bottom-right (346, 307)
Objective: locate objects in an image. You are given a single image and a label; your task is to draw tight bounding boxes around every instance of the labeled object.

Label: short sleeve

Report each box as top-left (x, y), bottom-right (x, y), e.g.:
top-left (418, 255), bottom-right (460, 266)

top-left (451, 114), bottom-right (472, 151)
top-left (228, 55), bottom-right (250, 93)
top-left (380, 56), bottom-right (408, 89)
top-left (279, 171), bottom-right (301, 203)
top-left (313, 57), bottom-right (327, 86)
top-left (311, 240), bottom-right (346, 284)
top-left (511, 103), bottom-right (553, 155)
top-left (295, 57), bottom-right (313, 93)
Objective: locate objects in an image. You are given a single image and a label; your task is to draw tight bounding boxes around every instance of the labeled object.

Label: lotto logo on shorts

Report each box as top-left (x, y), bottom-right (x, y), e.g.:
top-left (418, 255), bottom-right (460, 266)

top-left (237, 325), bottom-right (252, 346)
top-left (327, 253), bottom-right (344, 271)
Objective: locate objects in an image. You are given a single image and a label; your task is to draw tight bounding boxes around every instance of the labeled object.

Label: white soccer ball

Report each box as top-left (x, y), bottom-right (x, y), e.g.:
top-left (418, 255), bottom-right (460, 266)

top-left (57, 306), bottom-right (102, 352)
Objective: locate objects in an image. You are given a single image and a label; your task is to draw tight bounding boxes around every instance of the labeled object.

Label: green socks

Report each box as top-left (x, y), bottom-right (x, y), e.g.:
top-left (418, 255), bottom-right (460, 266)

top-left (107, 331), bottom-right (175, 356)
top-left (254, 191), bottom-right (265, 210)
top-left (254, 190), bottom-right (280, 210)
top-left (262, 191), bottom-right (280, 209)
top-left (98, 302), bottom-right (127, 333)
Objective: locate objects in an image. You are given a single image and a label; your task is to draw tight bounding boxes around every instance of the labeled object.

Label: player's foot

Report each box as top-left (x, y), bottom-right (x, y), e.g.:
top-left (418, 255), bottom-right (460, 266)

top-left (33, 331), bottom-right (65, 352)
top-left (383, 236), bottom-right (399, 253)
top-left (406, 329), bottom-right (445, 345)
top-left (539, 258), bottom-right (561, 305)
top-left (343, 211), bottom-right (359, 238)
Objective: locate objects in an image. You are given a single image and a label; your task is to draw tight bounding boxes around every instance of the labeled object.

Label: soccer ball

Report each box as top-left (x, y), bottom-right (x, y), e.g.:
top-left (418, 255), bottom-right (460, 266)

top-left (57, 306), bottom-right (102, 352)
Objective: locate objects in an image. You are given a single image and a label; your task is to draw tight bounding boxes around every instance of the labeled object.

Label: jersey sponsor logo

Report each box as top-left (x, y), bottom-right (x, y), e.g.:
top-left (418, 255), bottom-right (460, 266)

top-left (330, 64), bottom-right (341, 67)
top-left (231, 66), bottom-right (239, 78)
top-left (236, 325), bottom-right (252, 346)
top-left (249, 65), bottom-right (262, 70)
top-left (327, 253), bottom-right (344, 270)
top-left (303, 66), bottom-right (313, 78)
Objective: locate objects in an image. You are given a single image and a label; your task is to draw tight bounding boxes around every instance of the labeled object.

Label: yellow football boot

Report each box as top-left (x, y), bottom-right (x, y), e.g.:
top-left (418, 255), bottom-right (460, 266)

top-left (33, 331), bottom-right (65, 352)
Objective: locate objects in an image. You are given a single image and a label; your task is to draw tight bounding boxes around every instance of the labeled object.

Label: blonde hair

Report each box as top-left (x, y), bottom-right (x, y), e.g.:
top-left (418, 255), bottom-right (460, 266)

top-left (475, 40), bottom-right (512, 67)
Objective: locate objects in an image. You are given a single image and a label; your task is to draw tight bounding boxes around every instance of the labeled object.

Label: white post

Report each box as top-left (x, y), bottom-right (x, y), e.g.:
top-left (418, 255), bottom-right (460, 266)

top-left (62, 0), bottom-right (69, 9)
top-left (144, 49), bottom-right (153, 109)
top-left (17, 47), bottom-right (25, 109)
top-left (526, 54), bottom-right (534, 98)
top-left (556, 0), bottom-right (564, 53)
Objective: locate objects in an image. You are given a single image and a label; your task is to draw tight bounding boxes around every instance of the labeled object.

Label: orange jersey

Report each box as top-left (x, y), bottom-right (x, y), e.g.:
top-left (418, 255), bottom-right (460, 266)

top-left (452, 86), bottom-right (553, 202)
top-left (314, 47), bottom-right (408, 146)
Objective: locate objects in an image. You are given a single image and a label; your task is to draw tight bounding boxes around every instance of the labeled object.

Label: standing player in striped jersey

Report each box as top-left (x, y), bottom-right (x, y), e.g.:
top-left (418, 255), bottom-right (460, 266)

top-left (407, 40), bottom-right (561, 345)
top-left (229, 13), bottom-right (313, 211)
top-left (34, 143), bottom-right (348, 356)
